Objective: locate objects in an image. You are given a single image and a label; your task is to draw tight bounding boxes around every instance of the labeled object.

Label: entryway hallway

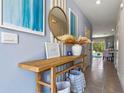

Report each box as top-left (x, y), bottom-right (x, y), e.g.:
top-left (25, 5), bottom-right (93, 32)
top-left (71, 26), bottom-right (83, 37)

top-left (84, 57), bottom-right (123, 93)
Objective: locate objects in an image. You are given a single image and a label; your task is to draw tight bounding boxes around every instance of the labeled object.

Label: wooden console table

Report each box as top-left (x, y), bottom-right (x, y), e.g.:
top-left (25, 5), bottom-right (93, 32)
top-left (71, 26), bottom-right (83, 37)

top-left (19, 55), bottom-right (86, 93)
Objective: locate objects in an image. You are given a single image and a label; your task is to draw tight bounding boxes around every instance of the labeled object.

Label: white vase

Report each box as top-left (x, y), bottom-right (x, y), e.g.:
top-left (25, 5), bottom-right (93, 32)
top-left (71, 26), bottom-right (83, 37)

top-left (72, 44), bottom-right (82, 56)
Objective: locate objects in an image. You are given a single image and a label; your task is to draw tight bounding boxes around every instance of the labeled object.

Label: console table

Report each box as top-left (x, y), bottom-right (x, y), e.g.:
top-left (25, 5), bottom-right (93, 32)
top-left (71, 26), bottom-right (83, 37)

top-left (18, 55), bottom-right (86, 93)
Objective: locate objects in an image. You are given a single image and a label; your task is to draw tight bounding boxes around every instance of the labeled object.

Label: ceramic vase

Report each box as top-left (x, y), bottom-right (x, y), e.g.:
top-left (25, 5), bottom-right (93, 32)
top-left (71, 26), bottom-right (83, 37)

top-left (72, 44), bottom-right (82, 56)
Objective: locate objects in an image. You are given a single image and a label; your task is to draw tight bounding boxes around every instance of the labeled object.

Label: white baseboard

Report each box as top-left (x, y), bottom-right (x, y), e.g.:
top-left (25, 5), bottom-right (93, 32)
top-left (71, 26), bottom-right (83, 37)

top-left (117, 71), bottom-right (124, 92)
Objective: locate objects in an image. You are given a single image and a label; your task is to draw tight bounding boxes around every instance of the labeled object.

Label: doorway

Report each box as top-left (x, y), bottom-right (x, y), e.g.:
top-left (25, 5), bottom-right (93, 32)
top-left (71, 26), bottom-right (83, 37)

top-left (92, 39), bottom-right (105, 63)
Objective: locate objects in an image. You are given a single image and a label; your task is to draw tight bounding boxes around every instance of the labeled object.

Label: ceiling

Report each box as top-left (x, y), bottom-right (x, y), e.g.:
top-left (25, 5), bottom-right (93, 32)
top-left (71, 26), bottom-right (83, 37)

top-left (74, 0), bottom-right (122, 38)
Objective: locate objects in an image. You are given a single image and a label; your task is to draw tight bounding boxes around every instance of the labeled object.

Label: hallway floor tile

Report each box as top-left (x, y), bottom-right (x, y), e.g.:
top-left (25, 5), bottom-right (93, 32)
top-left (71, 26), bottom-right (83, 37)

top-left (84, 58), bottom-right (123, 93)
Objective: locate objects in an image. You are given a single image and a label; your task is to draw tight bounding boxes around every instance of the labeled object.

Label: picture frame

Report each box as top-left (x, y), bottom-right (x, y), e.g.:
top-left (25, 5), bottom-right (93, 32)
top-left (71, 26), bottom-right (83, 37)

top-left (45, 42), bottom-right (60, 59)
top-left (69, 8), bottom-right (78, 37)
top-left (0, 0), bottom-right (45, 36)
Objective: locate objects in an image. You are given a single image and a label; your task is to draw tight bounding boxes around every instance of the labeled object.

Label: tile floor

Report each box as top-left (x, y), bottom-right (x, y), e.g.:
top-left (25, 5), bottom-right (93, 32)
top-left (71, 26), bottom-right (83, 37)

top-left (84, 57), bottom-right (123, 93)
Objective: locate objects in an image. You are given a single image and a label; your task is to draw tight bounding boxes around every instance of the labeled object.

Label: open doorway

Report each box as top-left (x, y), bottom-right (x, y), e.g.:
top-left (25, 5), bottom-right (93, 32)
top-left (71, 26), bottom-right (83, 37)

top-left (92, 36), bottom-right (115, 62)
top-left (92, 38), bottom-right (105, 61)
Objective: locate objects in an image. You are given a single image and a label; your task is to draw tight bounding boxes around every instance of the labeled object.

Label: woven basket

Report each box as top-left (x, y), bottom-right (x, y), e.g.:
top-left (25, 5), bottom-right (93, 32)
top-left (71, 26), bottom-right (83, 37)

top-left (68, 70), bottom-right (86, 93)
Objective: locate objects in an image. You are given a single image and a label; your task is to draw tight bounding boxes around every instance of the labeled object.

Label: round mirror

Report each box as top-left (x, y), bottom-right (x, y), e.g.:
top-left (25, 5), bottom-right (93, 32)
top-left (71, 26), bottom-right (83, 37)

top-left (48, 7), bottom-right (68, 40)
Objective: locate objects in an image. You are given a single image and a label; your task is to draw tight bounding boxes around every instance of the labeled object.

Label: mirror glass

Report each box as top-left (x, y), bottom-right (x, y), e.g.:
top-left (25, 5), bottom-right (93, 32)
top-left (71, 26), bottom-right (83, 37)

top-left (48, 7), bottom-right (68, 40)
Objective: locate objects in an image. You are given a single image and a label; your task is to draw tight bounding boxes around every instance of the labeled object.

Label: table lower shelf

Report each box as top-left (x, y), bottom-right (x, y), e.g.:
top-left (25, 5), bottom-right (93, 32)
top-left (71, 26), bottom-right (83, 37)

top-left (36, 62), bottom-right (82, 93)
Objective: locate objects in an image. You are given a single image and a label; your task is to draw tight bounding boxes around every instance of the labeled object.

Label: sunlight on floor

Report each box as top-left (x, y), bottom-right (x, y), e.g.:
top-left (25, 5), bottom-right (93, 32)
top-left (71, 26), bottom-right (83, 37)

top-left (92, 57), bottom-right (104, 70)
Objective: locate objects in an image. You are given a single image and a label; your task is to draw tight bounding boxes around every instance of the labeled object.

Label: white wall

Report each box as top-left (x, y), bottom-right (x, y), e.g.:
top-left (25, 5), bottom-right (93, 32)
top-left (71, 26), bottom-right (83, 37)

top-left (117, 1), bottom-right (124, 91)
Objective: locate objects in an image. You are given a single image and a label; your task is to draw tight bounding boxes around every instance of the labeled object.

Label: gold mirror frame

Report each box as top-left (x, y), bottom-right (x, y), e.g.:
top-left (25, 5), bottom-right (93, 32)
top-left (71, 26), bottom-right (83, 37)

top-left (48, 6), bottom-right (69, 41)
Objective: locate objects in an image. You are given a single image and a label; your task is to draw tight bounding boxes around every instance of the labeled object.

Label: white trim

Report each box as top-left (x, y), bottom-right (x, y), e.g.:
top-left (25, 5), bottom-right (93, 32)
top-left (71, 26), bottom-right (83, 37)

top-left (64, 0), bottom-right (67, 13)
top-left (68, 8), bottom-right (78, 37)
top-left (50, 0), bottom-right (55, 43)
top-left (0, 0), bottom-right (46, 36)
top-left (69, 8), bottom-right (71, 35)
top-left (50, 0), bottom-right (53, 9)
top-left (0, 23), bottom-right (44, 36)
top-left (54, 0), bottom-right (58, 6)
top-left (58, 0), bottom-right (61, 7)
top-left (117, 71), bottom-right (124, 92)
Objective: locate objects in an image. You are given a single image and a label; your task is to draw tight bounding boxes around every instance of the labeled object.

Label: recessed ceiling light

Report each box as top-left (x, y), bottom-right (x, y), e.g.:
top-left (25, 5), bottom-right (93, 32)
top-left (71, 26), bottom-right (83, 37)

top-left (112, 29), bottom-right (115, 31)
top-left (120, 3), bottom-right (124, 9)
top-left (96, 0), bottom-right (101, 5)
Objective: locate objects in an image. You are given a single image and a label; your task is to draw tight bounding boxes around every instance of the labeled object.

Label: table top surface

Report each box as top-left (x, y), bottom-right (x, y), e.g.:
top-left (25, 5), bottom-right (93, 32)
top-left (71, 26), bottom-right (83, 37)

top-left (18, 55), bottom-right (86, 72)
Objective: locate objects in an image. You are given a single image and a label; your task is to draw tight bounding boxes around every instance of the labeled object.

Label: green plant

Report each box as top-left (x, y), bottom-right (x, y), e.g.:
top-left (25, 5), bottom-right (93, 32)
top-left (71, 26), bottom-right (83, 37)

top-left (93, 42), bottom-right (105, 52)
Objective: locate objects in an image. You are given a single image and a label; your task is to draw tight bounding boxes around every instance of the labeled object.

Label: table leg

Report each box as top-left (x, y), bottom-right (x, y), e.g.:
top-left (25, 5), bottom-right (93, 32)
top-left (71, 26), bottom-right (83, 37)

top-left (51, 67), bottom-right (57, 93)
top-left (36, 72), bottom-right (42, 93)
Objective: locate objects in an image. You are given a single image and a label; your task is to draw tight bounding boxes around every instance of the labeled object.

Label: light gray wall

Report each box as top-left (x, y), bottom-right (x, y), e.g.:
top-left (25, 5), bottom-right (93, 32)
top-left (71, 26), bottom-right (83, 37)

top-left (66, 0), bottom-right (92, 54)
top-left (67, 0), bottom-right (92, 37)
top-left (117, 1), bottom-right (124, 91)
top-left (0, 0), bottom-right (92, 93)
top-left (0, 1), bottom-right (51, 93)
